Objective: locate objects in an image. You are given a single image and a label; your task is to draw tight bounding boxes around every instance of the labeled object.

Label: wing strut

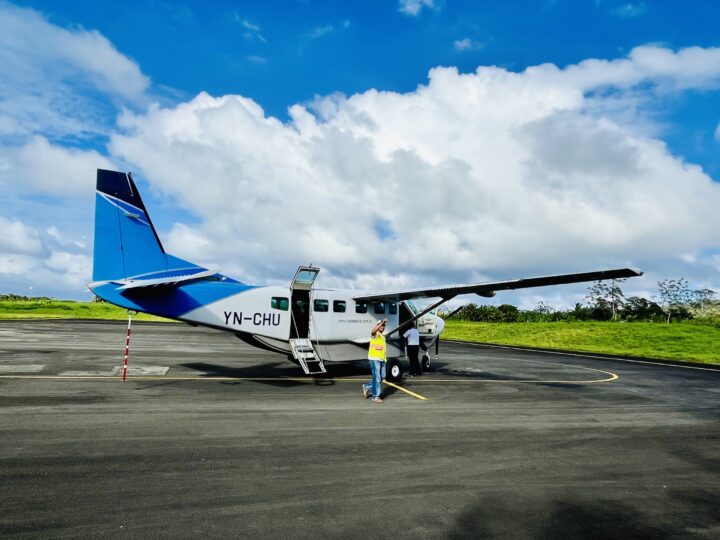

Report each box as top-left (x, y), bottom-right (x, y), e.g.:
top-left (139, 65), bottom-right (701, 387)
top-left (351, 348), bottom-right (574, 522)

top-left (385, 297), bottom-right (450, 337)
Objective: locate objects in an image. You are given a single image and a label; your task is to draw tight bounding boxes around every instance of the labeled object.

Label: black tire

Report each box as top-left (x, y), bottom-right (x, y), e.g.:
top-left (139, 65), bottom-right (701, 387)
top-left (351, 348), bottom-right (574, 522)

top-left (386, 358), bottom-right (403, 383)
top-left (421, 353), bottom-right (431, 372)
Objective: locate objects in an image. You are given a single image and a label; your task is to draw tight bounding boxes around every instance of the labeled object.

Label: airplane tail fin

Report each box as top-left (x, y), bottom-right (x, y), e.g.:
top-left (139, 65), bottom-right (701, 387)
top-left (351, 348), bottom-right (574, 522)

top-left (92, 169), bottom-right (200, 282)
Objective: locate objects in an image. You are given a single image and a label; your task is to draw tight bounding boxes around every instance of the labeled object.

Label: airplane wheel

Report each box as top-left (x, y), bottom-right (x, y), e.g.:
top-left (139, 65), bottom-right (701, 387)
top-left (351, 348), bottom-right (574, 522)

top-left (386, 358), bottom-right (403, 383)
top-left (421, 354), bottom-right (431, 372)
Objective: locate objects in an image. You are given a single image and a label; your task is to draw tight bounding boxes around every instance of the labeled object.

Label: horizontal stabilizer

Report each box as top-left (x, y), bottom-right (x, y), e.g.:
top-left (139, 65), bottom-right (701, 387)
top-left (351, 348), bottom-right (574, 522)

top-left (113, 269), bottom-right (218, 290)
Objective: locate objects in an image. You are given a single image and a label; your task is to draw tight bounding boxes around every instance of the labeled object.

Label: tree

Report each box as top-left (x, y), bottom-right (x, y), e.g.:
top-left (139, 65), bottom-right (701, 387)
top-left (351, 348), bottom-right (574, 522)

top-left (497, 304), bottom-right (519, 323)
top-left (691, 288), bottom-right (716, 317)
top-left (656, 278), bottom-right (692, 323)
top-left (585, 279), bottom-right (626, 321)
top-left (533, 301), bottom-right (552, 322)
top-left (569, 302), bottom-right (592, 321)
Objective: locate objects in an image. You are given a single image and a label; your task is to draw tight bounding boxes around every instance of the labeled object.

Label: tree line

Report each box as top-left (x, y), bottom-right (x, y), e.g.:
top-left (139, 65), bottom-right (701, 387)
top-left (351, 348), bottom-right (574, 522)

top-left (442, 279), bottom-right (719, 324)
top-left (0, 294), bottom-right (54, 302)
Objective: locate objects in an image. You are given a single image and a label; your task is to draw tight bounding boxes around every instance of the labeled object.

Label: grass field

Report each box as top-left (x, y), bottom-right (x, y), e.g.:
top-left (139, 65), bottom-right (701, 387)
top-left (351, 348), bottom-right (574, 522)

top-left (0, 300), bottom-right (171, 322)
top-left (442, 320), bottom-right (720, 364)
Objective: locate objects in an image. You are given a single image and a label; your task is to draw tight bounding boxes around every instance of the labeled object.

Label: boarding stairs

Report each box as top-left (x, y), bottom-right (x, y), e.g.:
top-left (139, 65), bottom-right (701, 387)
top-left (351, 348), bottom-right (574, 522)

top-left (289, 338), bottom-right (326, 375)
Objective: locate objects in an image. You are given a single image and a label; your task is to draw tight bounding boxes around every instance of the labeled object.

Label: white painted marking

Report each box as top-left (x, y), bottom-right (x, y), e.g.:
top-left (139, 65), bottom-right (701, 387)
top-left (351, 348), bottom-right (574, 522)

top-left (0, 365), bottom-right (45, 373)
top-left (59, 371), bottom-right (117, 377)
top-left (112, 366), bottom-right (169, 376)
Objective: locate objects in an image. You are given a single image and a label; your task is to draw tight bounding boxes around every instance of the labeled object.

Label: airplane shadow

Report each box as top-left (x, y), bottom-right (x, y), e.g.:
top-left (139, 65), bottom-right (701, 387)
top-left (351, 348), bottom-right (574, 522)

top-left (431, 362), bottom-right (528, 382)
top-left (431, 362), bottom-right (589, 387)
top-left (178, 360), bottom-right (370, 388)
top-left (180, 361), bottom-right (309, 387)
top-left (174, 358), bottom-right (580, 391)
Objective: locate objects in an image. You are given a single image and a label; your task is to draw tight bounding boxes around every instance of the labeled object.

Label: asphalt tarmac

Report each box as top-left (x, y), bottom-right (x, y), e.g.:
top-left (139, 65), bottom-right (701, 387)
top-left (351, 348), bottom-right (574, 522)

top-left (1, 320), bottom-right (719, 539)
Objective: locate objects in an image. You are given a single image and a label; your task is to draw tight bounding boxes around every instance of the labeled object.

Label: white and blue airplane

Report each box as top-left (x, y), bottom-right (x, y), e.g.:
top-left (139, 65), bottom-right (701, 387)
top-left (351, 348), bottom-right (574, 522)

top-left (89, 169), bottom-right (642, 381)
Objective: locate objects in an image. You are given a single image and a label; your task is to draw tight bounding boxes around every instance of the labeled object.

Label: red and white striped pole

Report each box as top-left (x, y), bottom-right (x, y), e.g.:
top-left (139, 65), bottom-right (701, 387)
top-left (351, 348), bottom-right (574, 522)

top-left (122, 312), bottom-right (132, 382)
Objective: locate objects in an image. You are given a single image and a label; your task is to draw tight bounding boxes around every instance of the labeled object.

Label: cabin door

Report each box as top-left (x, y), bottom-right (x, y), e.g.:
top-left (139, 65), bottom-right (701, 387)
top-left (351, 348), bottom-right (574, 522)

top-left (289, 266), bottom-right (319, 339)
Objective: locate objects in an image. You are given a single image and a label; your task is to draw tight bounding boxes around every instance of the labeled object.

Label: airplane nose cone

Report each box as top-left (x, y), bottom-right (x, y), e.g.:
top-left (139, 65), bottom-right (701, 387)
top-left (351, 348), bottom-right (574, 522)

top-left (435, 314), bottom-right (445, 334)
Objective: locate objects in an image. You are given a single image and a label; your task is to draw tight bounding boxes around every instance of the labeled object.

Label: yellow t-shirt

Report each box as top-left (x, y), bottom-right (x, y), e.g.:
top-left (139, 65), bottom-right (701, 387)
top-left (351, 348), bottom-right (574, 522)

top-left (368, 333), bottom-right (386, 362)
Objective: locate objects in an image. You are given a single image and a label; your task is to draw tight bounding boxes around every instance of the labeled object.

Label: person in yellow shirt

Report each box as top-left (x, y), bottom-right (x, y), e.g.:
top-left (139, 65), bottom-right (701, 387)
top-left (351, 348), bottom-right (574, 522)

top-left (363, 318), bottom-right (387, 403)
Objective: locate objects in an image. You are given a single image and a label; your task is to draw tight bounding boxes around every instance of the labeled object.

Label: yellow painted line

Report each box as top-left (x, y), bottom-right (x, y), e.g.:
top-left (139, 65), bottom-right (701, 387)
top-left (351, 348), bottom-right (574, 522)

top-left (0, 368), bottom-right (618, 385)
top-left (415, 376), bottom-right (617, 384)
top-left (445, 339), bottom-right (720, 372)
top-left (417, 369), bottom-right (619, 384)
top-left (382, 380), bottom-right (428, 400)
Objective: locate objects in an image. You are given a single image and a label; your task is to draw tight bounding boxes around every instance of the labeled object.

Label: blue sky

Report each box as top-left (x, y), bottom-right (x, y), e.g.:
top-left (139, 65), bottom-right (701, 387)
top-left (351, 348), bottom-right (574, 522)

top-left (1, 0), bottom-right (720, 305)
top-left (14, 0), bottom-right (719, 176)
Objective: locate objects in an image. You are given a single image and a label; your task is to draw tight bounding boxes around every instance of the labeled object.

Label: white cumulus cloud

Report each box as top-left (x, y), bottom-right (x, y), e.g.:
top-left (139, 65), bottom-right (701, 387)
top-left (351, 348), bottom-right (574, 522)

top-left (398, 0), bottom-right (436, 17)
top-left (0, 216), bottom-right (44, 258)
top-left (0, 136), bottom-right (115, 197)
top-left (0, 215), bottom-right (93, 295)
top-left (0, 2), bottom-right (151, 139)
top-left (107, 45), bottom-right (720, 298)
top-left (0, 2), bottom-right (145, 297)
top-left (453, 38), bottom-right (482, 52)
top-left (610, 2), bottom-right (647, 19)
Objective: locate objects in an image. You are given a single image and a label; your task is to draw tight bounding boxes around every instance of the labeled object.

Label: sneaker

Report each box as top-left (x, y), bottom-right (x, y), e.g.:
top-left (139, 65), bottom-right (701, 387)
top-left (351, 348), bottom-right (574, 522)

top-left (372, 397), bottom-right (383, 403)
top-left (362, 386), bottom-right (369, 399)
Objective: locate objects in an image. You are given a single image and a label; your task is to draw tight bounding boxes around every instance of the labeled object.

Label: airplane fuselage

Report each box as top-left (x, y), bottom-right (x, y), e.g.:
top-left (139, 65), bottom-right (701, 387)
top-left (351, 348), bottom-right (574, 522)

top-left (91, 280), bottom-right (444, 363)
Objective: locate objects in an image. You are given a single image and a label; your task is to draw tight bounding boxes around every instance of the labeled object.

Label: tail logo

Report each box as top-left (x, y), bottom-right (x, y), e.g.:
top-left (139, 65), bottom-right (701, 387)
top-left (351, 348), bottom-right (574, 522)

top-left (98, 192), bottom-right (151, 228)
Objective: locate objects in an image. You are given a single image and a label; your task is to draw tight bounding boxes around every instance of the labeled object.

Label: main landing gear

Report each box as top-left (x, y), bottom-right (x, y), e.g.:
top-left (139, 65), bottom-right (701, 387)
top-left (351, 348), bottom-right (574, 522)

top-left (421, 352), bottom-right (431, 372)
top-left (386, 358), bottom-right (403, 383)
top-left (386, 348), bottom-right (433, 383)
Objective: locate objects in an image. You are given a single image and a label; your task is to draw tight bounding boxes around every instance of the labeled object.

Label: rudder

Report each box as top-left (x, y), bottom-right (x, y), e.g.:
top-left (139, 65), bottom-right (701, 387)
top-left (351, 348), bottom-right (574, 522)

top-left (92, 169), bottom-right (168, 282)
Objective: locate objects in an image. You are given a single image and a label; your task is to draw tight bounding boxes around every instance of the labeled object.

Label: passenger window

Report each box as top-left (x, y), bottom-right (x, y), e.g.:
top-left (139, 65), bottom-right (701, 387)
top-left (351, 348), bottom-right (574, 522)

top-left (356, 302), bottom-right (368, 314)
top-left (271, 297), bottom-right (289, 311)
top-left (373, 303), bottom-right (386, 314)
top-left (313, 299), bottom-right (329, 312)
top-left (389, 303), bottom-right (397, 315)
top-left (333, 300), bottom-right (346, 313)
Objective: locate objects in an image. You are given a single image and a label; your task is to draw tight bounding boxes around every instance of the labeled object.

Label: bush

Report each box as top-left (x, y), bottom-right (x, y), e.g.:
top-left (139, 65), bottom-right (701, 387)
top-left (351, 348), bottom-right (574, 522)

top-left (447, 296), bottom-right (694, 324)
top-left (621, 296), bottom-right (665, 322)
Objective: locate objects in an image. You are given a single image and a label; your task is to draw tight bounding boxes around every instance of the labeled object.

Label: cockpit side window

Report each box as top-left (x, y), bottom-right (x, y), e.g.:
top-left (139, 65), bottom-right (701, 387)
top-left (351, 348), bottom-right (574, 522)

top-left (406, 300), bottom-right (420, 316)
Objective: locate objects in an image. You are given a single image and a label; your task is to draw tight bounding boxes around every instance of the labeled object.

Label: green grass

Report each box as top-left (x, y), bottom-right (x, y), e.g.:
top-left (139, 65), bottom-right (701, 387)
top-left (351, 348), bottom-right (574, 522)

top-left (3, 300), bottom-right (718, 364)
top-left (442, 320), bottom-right (720, 364)
top-left (0, 300), bottom-right (171, 322)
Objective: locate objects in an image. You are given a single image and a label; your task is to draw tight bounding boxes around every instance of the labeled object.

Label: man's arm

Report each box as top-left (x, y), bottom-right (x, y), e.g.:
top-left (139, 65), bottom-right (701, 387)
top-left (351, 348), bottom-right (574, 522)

top-left (371, 319), bottom-right (386, 336)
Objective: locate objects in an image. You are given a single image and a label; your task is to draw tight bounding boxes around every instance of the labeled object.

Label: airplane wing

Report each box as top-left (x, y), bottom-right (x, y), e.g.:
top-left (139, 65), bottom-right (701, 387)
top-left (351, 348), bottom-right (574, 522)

top-left (352, 267), bottom-right (643, 303)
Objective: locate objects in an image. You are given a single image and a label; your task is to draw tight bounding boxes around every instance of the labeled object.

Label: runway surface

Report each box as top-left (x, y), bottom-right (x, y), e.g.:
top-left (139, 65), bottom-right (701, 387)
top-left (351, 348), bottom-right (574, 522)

top-left (1, 320), bottom-right (719, 539)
